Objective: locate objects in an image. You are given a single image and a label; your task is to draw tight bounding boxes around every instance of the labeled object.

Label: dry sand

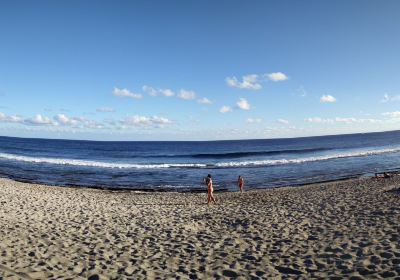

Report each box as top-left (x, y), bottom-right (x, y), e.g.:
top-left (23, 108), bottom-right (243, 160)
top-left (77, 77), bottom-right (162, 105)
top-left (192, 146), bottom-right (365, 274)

top-left (0, 176), bottom-right (399, 279)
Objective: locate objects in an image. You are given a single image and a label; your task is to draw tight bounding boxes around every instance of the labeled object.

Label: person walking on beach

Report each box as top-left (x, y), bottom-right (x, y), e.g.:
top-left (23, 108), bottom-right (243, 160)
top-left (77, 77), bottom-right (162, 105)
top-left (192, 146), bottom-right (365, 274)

top-left (205, 174), bottom-right (216, 204)
top-left (237, 175), bottom-right (244, 193)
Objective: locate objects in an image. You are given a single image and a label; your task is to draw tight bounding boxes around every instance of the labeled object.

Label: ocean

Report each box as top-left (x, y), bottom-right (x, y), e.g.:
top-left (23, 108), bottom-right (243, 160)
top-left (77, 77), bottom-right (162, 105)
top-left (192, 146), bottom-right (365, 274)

top-left (0, 130), bottom-right (400, 191)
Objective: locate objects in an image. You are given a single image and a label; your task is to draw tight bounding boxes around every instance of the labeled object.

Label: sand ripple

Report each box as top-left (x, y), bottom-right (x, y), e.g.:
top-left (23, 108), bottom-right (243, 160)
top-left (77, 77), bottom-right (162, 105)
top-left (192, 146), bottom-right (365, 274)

top-left (0, 177), bottom-right (399, 279)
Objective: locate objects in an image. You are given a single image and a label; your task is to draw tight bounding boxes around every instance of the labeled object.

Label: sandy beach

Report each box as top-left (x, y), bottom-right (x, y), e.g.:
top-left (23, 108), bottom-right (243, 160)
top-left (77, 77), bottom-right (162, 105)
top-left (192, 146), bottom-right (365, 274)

top-left (0, 177), bottom-right (399, 279)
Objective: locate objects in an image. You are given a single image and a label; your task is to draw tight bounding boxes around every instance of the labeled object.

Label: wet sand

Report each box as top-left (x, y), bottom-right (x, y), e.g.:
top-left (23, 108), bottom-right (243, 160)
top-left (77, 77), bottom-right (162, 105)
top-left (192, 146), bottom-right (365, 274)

top-left (0, 177), bottom-right (399, 279)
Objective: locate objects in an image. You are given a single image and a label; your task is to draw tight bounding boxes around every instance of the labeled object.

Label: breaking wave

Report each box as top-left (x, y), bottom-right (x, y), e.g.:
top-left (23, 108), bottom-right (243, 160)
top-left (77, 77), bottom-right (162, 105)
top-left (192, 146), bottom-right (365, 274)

top-left (0, 147), bottom-right (399, 169)
top-left (214, 148), bottom-right (400, 167)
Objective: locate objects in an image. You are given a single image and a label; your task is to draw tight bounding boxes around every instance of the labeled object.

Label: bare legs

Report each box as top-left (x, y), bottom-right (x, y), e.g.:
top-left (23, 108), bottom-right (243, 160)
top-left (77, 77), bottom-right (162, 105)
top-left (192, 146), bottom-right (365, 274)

top-left (207, 187), bottom-right (216, 204)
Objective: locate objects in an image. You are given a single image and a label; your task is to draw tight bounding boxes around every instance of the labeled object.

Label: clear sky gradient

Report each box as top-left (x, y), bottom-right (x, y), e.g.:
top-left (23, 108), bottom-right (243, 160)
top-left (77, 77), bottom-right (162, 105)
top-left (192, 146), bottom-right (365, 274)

top-left (0, 0), bottom-right (399, 140)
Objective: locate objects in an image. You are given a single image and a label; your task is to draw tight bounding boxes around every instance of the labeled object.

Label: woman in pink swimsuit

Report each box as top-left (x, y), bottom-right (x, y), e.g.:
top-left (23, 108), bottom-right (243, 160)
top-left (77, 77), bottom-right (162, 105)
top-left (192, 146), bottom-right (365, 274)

top-left (205, 174), bottom-right (216, 204)
top-left (237, 175), bottom-right (244, 193)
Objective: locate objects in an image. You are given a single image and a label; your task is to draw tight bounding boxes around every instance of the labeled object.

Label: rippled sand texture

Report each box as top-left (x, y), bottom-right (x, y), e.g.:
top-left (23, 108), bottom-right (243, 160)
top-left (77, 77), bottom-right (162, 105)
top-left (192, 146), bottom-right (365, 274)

top-left (0, 177), bottom-right (399, 279)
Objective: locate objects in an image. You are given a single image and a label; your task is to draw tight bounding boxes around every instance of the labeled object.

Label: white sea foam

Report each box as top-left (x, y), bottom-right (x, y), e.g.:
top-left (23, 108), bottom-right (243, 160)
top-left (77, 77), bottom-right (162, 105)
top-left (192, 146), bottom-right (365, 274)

top-left (0, 153), bottom-right (207, 169)
top-left (215, 148), bottom-right (400, 167)
top-left (0, 147), bottom-right (399, 169)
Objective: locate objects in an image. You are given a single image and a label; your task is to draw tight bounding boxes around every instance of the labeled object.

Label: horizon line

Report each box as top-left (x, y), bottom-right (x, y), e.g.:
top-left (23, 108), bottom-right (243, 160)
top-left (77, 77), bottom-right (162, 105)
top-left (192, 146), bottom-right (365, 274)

top-left (0, 129), bottom-right (397, 143)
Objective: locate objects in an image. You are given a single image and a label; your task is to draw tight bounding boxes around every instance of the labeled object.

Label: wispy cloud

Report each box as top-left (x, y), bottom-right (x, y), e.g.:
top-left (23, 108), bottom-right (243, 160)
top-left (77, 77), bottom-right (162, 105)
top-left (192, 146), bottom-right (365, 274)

top-left (142, 85), bottom-right (158, 96)
top-left (56, 114), bottom-right (171, 129)
top-left (305, 117), bottom-right (378, 124)
top-left (54, 114), bottom-right (76, 125)
top-left (339, 117), bottom-right (377, 123)
top-left (143, 85), bottom-right (175, 97)
top-left (320, 95), bottom-right (336, 103)
top-left (113, 87), bottom-right (142, 99)
top-left (6, 115), bottom-right (23, 123)
top-left (381, 94), bottom-right (400, 103)
top-left (197, 97), bottom-right (212, 104)
top-left (226, 72), bottom-right (289, 90)
top-left (219, 106), bottom-right (232, 113)
top-left (305, 117), bottom-right (334, 124)
top-left (160, 89), bottom-right (175, 97)
top-left (24, 114), bottom-right (57, 126)
top-left (96, 107), bottom-right (115, 113)
top-left (121, 115), bottom-right (172, 127)
top-left (382, 111), bottom-right (400, 118)
top-left (237, 98), bottom-right (251, 110)
top-left (226, 74), bottom-right (262, 90)
top-left (266, 72), bottom-right (289, 82)
top-left (0, 113), bottom-right (22, 123)
top-left (0, 111), bottom-right (173, 130)
top-left (143, 85), bottom-right (211, 105)
top-left (54, 114), bottom-right (104, 129)
top-left (277, 119), bottom-right (289, 125)
top-left (335, 117), bottom-right (362, 124)
top-left (246, 118), bottom-right (262, 123)
top-left (178, 89), bottom-right (196, 100)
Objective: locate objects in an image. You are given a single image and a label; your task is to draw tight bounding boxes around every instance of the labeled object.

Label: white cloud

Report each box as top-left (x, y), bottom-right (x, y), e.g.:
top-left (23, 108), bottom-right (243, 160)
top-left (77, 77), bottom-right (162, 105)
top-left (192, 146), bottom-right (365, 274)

top-left (382, 111), bottom-right (400, 118)
top-left (219, 106), bottom-right (232, 113)
top-left (320, 95), bottom-right (337, 103)
top-left (305, 117), bottom-right (334, 124)
top-left (7, 115), bottom-right (23, 123)
top-left (53, 114), bottom-right (105, 129)
top-left (225, 74), bottom-right (262, 90)
top-left (178, 89), bottom-right (196, 100)
top-left (266, 72), bottom-right (289, 82)
top-left (54, 114), bottom-right (70, 124)
top-left (237, 98), bottom-right (251, 110)
top-left (305, 116), bottom-right (378, 124)
top-left (197, 97), bottom-right (212, 104)
top-left (151, 116), bottom-right (172, 125)
top-left (381, 94), bottom-right (400, 103)
top-left (160, 89), bottom-right (174, 97)
top-left (96, 107), bottom-right (115, 113)
top-left (121, 115), bottom-right (172, 126)
top-left (142, 85), bottom-right (158, 96)
top-left (0, 111), bottom-right (176, 131)
top-left (277, 119), bottom-right (289, 125)
top-left (143, 85), bottom-right (175, 97)
top-left (365, 118), bottom-right (376, 123)
top-left (336, 117), bottom-right (377, 124)
top-left (247, 118), bottom-right (262, 123)
top-left (54, 114), bottom-right (80, 126)
top-left (226, 72), bottom-right (289, 89)
top-left (0, 113), bottom-right (22, 123)
top-left (81, 119), bottom-right (104, 129)
top-left (24, 114), bottom-right (57, 126)
top-left (334, 117), bottom-right (358, 124)
top-left (113, 87), bottom-right (142, 99)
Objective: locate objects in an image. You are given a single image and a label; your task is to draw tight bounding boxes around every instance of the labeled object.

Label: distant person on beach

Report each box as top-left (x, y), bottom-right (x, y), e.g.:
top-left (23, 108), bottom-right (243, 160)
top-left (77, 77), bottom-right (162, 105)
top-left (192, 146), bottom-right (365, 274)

top-left (237, 175), bottom-right (244, 193)
top-left (205, 174), bottom-right (216, 204)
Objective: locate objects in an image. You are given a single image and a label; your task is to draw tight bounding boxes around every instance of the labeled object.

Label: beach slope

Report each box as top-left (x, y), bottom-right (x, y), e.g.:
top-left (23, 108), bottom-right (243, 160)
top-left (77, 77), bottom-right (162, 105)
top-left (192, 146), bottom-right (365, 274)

top-left (0, 177), bottom-right (399, 279)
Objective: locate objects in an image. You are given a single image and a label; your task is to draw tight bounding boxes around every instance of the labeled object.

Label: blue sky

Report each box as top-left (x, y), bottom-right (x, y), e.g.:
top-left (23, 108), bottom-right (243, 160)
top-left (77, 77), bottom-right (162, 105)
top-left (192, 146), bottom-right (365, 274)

top-left (0, 0), bottom-right (400, 140)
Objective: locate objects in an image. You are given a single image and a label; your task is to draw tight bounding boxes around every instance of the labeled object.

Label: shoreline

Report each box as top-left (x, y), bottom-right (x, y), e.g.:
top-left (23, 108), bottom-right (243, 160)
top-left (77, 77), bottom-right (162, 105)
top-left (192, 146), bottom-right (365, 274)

top-left (0, 176), bottom-right (399, 279)
top-left (0, 172), bottom-right (370, 193)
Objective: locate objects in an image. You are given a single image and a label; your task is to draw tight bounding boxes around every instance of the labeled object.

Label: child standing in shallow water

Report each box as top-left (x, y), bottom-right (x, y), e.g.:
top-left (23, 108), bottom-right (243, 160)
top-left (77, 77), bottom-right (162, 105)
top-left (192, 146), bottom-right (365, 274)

top-left (205, 174), bottom-right (216, 204)
top-left (238, 175), bottom-right (244, 193)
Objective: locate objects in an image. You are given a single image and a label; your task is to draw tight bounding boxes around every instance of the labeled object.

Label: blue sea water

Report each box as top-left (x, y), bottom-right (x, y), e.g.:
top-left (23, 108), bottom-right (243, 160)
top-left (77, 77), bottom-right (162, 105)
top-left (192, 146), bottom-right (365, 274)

top-left (0, 131), bottom-right (400, 191)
